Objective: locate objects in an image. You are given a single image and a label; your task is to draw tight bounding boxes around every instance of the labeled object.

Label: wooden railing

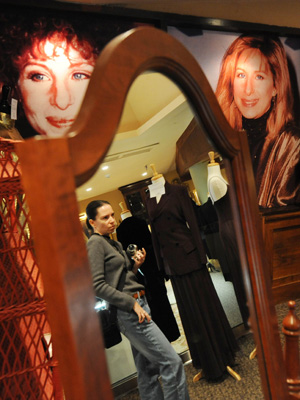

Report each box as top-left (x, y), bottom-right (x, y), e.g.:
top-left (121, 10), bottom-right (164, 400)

top-left (283, 301), bottom-right (300, 399)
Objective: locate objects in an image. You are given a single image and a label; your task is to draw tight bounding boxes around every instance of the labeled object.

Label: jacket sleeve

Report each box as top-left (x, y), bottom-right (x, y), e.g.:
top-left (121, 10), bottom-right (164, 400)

top-left (177, 185), bottom-right (207, 264)
top-left (148, 219), bottom-right (166, 273)
top-left (258, 129), bottom-right (300, 207)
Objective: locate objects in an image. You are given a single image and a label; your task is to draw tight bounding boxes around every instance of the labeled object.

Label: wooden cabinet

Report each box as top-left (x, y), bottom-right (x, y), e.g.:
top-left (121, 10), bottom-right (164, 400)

top-left (118, 178), bottom-right (152, 222)
top-left (261, 206), bottom-right (300, 304)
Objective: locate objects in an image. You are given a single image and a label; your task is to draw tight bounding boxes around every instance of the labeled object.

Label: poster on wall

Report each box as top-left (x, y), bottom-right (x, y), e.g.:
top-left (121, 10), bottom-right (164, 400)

top-left (168, 26), bottom-right (300, 209)
top-left (0, 7), bottom-right (136, 140)
top-left (0, 6), bottom-right (299, 209)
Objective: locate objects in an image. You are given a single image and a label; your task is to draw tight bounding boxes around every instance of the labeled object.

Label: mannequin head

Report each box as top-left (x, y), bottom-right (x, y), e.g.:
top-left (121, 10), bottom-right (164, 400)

top-left (207, 161), bottom-right (228, 203)
top-left (121, 210), bottom-right (133, 221)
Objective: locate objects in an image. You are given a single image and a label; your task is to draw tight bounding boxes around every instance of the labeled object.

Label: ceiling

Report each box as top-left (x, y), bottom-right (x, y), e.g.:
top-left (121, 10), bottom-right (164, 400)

top-left (55, 0), bottom-right (300, 29)
top-left (75, 73), bottom-right (194, 201)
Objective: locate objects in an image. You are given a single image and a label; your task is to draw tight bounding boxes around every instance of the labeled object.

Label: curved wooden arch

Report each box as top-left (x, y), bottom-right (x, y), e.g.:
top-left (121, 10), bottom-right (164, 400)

top-left (15, 27), bottom-right (288, 399)
top-left (67, 27), bottom-right (239, 186)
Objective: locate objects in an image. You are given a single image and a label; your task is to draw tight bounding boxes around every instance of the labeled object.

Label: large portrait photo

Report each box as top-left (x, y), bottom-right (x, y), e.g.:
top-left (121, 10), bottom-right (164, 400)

top-left (168, 27), bottom-right (300, 209)
top-left (0, 8), bottom-right (135, 139)
top-left (0, 9), bottom-right (299, 210)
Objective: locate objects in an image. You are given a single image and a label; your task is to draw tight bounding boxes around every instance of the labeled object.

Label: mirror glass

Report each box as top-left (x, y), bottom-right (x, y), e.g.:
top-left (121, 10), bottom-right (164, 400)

top-left (76, 72), bottom-right (265, 398)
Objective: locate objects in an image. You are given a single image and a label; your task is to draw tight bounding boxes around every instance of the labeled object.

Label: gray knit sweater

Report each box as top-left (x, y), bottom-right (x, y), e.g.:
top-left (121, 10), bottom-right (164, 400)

top-left (87, 234), bottom-right (144, 312)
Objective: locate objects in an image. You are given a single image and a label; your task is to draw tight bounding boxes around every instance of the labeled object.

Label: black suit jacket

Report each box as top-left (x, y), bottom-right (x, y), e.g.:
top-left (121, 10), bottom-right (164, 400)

top-left (146, 181), bottom-right (207, 276)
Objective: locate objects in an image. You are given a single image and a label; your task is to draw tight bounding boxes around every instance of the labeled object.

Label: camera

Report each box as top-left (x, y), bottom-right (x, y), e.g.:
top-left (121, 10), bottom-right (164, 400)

top-left (126, 244), bottom-right (138, 258)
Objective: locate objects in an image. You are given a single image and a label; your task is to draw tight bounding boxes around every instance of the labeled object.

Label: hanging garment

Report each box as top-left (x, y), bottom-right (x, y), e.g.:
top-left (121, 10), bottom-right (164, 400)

top-left (193, 198), bottom-right (232, 279)
top-left (117, 215), bottom-right (180, 342)
top-left (146, 181), bottom-right (238, 379)
top-left (213, 191), bottom-right (250, 328)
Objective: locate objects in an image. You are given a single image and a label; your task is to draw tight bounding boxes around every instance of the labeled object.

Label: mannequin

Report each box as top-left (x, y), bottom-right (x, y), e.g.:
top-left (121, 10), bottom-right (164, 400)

top-left (148, 164), bottom-right (165, 203)
top-left (120, 202), bottom-right (133, 221)
top-left (207, 152), bottom-right (228, 203)
top-left (116, 202), bottom-right (180, 342)
top-left (207, 152), bottom-right (250, 329)
top-left (146, 164), bottom-right (240, 381)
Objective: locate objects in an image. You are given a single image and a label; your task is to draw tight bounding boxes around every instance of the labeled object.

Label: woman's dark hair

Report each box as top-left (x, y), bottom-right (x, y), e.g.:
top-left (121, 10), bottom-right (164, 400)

top-left (86, 200), bottom-right (110, 230)
top-left (0, 9), bottom-right (134, 87)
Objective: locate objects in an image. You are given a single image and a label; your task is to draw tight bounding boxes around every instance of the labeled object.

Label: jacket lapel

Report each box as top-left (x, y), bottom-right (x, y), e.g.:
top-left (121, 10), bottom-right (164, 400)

top-left (147, 181), bottom-right (172, 220)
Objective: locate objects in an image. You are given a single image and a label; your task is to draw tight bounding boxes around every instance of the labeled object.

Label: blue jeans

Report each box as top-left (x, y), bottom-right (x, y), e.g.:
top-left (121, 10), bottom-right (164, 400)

top-left (117, 296), bottom-right (190, 400)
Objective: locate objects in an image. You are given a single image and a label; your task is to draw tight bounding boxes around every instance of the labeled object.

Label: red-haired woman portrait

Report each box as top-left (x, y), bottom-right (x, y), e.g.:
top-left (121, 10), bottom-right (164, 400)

top-left (216, 35), bottom-right (300, 208)
top-left (0, 11), bottom-right (132, 138)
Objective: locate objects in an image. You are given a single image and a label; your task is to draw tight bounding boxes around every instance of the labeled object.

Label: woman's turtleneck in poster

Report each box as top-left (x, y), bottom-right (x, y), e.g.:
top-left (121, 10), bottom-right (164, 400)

top-left (242, 107), bottom-right (272, 192)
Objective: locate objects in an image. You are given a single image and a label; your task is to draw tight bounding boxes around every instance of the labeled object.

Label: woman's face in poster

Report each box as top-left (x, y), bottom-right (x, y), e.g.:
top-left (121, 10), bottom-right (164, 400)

top-left (18, 38), bottom-right (95, 137)
top-left (233, 49), bottom-right (277, 119)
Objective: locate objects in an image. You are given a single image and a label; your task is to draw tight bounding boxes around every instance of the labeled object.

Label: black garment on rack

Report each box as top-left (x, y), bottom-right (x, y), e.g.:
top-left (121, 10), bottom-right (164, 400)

top-left (116, 215), bottom-right (180, 342)
top-left (146, 182), bottom-right (238, 380)
top-left (213, 192), bottom-right (250, 328)
top-left (194, 198), bottom-right (232, 281)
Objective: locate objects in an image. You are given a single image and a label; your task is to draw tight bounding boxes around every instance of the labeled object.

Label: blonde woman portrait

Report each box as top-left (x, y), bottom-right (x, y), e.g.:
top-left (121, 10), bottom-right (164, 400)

top-left (216, 34), bottom-right (300, 208)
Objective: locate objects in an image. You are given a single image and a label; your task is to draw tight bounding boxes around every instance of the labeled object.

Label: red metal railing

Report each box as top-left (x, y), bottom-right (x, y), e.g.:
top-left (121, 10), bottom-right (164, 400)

top-left (0, 138), bottom-right (61, 399)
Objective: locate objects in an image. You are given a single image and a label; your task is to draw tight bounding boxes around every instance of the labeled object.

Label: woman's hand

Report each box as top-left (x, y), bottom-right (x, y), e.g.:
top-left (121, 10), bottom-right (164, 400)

top-left (132, 248), bottom-right (146, 274)
top-left (133, 301), bottom-right (151, 323)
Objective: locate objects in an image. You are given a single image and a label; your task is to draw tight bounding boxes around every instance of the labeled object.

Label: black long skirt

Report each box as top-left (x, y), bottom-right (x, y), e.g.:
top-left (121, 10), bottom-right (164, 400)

top-left (170, 267), bottom-right (238, 380)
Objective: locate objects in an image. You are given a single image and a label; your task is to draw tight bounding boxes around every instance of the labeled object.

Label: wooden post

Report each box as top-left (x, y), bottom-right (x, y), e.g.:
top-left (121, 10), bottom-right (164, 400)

top-left (283, 301), bottom-right (300, 399)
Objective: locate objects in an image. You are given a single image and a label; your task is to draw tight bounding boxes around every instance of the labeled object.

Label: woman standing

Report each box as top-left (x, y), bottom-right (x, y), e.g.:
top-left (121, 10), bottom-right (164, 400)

top-left (216, 35), bottom-right (300, 207)
top-left (86, 200), bottom-right (190, 400)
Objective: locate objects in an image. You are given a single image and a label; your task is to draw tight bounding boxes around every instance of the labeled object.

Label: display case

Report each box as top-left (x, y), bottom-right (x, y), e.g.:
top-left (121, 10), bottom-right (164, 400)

top-left (119, 178), bottom-right (152, 222)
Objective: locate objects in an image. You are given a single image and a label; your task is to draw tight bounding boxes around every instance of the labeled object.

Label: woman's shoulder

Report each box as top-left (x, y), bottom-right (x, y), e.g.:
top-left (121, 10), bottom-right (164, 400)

top-left (87, 233), bottom-right (107, 248)
top-left (275, 123), bottom-right (300, 151)
top-left (88, 233), bottom-right (103, 241)
top-left (88, 234), bottom-right (123, 253)
top-left (281, 122), bottom-right (300, 140)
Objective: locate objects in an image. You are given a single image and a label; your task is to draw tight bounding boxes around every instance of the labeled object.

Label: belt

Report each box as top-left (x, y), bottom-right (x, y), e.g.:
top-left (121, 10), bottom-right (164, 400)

top-left (132, 290), bottom-right (145, 299)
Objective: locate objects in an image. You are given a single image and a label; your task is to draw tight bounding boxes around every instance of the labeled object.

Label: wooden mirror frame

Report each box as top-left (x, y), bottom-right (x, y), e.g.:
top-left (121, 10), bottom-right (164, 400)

top-left (15, 27), bottom-right (288, 399)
